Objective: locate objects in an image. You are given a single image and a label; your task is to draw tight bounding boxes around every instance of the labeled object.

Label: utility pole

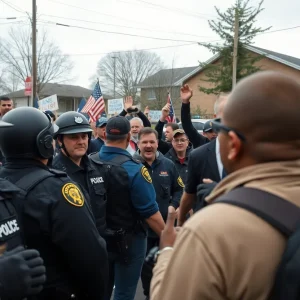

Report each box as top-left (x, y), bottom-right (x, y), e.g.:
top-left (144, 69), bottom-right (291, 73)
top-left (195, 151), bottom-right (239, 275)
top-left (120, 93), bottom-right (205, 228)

top-left (112, 56), bottom-right (117, 98)
top-left (31, 0), bottom-right (37, 107)
top-left (232, 8), bottom-right (239, 89)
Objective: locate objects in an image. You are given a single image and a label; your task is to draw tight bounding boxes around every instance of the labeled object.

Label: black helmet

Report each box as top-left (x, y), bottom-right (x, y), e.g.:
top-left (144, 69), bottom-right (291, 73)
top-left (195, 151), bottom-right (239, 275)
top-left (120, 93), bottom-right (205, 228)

top-left (0, 107), bottom-right (55, 159)
top-left (0, 120), bottom-right (13, 128)
top-left (53, 111), bottom-right (92, 139)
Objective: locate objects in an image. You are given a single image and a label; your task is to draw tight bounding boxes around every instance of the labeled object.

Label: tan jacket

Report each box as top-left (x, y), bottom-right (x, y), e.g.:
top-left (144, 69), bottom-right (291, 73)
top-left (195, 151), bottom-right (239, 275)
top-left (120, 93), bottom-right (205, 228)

top-left (151, 160), bottom-right (300, 300)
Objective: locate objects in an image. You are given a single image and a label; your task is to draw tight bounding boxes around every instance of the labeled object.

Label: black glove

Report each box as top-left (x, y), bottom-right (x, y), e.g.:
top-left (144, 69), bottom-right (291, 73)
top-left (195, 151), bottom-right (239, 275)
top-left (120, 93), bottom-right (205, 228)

top-left (196, 181), bottom-right (218, 209)
top-left (0, 246), bottom-right (46, 299)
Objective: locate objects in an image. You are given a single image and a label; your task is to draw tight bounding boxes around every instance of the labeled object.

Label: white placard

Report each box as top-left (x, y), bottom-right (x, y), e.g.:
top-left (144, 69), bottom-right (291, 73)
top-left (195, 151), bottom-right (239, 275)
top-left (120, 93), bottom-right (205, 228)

top-left (148, 110), bottom-right (161, 122)
top-left (38, 94), bottom-right (59, 111)
top-left (108, 98), bottom-right (124, 114)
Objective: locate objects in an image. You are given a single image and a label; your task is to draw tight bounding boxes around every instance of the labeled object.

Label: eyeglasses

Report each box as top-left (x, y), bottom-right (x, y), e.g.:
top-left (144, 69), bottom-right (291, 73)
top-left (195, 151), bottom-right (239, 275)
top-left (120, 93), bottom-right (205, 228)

top-left (212, 119), bottom-right (246, 141)
top-left (173, 138), bottom-right (188, 144)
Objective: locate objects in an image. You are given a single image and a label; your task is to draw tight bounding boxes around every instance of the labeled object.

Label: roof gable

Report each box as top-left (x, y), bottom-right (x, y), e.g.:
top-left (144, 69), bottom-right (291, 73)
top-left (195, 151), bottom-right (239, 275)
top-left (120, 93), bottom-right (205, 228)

top-left (137, 66), bottom-right (198, 88)
top-left (182, 45), bottom-right (300, 83)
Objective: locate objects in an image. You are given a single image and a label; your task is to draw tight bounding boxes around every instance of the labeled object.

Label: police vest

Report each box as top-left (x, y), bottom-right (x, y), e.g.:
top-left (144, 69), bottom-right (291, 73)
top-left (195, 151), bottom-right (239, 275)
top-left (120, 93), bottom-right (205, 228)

top-left (89, 154), bottom-right (141, 232)
top-left (0, 181), bottom-right (23, 251)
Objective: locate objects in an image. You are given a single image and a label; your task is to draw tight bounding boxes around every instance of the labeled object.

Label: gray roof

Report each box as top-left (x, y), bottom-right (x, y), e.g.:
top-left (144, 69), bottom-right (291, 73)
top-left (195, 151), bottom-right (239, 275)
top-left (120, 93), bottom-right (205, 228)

top-left (136, 66), bottom-right (198, 88)
top-left (2, 83), bottom-right (112, 99)
top-left (246, 45), bottom-right (300, 70)
top-left (182, 45), bottom-right (300, 84)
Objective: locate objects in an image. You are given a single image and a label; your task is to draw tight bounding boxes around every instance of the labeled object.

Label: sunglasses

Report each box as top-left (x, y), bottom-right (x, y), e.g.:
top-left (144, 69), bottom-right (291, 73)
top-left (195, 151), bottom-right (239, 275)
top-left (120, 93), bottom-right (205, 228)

top-left (212, 119), bottom-right (246, 141)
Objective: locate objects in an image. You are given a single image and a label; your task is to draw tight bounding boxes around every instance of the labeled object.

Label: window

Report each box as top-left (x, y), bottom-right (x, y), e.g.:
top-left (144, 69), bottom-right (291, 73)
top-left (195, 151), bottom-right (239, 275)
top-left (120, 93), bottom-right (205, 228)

top-left (147, 89), bottom-right (156, 100)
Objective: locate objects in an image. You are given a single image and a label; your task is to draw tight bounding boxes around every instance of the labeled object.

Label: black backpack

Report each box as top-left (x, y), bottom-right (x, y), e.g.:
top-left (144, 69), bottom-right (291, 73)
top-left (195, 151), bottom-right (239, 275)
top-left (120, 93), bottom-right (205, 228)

top-left (215, 187), bottom-right (300, 300)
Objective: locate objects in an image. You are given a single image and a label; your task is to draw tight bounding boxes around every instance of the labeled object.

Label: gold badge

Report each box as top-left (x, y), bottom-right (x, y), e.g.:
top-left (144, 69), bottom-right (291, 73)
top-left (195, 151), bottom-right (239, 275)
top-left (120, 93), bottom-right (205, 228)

top-left (177, 176), bottom-right (184, 188)
top-left (62, 183), bottom-right (85, 207)
top-left (141, 166), bottom-right (152, 183)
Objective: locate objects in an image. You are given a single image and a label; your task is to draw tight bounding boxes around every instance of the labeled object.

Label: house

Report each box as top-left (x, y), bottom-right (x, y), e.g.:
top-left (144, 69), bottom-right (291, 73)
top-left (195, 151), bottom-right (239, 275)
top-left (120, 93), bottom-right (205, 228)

top-left (1, 83), bottom-right (112, 115)
top-left (181, 45), bottom-right (300, 118)
top-left (138, 46), bottom-right (300, 119)
top-left (137, 66), bottom-right (198, 118)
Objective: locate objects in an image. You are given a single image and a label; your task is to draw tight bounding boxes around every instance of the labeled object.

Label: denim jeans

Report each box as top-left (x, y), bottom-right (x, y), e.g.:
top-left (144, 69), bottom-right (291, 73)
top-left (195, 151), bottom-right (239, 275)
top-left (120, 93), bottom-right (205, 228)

top-left (108, 233), bottom-right (147, 300)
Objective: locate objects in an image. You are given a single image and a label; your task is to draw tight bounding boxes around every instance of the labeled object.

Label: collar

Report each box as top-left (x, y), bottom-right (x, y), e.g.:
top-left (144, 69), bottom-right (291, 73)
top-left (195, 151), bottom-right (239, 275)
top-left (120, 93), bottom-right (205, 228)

top-left (216, 137), bottom-right (220, 154)
top-left (5, 158), bottom-right (48, 169)
top-left (57, 153), bottom-right (92, 174)
top-left (100, 145), bottom-right (132, 158)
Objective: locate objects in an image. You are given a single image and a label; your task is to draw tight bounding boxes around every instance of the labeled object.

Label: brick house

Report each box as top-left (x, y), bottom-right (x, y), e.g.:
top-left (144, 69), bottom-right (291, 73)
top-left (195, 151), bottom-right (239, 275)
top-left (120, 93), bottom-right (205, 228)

top-left (181, 45), bottom-right (300, 118)
top-left (138, 45), bottom-right (300, 119)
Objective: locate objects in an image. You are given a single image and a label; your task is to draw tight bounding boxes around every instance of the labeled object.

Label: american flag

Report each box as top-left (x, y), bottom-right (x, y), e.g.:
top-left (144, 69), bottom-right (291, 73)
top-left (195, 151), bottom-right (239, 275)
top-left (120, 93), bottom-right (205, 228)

top-left (82, 81), bottom-right (105, 122)
top-left (166, 92), bottom-right (176, 123)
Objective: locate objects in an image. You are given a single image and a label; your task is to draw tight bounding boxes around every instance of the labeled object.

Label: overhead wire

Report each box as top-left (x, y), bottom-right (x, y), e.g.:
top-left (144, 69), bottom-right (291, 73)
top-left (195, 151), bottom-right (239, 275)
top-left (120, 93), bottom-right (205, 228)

top-left (120, 0), bottom-right (216, 19)
top-left (38, 20), bottom-right (217, 43)
top-left (40, 14), bottom-right (214, 39)
top-left (0, 0), bottom-right (27, 14)
top-left (45, 0), bottom-right (160, 27)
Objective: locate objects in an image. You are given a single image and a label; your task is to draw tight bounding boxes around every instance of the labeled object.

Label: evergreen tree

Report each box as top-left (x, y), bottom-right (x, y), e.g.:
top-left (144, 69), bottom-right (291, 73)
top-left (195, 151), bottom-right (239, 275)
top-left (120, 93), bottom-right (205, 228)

top-left (199, 0), bottom-right (270, 94)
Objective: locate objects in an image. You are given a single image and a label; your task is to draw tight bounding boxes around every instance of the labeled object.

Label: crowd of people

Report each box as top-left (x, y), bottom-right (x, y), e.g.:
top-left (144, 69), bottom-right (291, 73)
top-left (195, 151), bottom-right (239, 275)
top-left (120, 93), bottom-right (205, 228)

top-left (0, 70), bottom-right (299, 300)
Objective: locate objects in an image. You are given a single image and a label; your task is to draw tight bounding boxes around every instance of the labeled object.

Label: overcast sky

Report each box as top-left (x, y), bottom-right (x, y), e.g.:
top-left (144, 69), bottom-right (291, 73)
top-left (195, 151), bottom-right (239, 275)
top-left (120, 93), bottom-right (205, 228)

top-left (0, 0), bottom-right (299, 90)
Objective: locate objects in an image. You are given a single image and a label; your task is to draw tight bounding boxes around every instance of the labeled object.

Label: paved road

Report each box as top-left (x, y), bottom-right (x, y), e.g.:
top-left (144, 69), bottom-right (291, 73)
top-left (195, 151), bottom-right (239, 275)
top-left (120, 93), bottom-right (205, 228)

top-left (111, 279), bottom-right (145, 300)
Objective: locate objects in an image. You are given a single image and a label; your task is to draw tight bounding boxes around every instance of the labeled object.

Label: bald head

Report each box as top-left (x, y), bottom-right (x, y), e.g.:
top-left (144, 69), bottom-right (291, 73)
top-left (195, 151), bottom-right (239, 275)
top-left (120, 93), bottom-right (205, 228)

top-left (224, 71), bottom-right (300, 143)
top-left (219, 72), bottom-right (300, 172)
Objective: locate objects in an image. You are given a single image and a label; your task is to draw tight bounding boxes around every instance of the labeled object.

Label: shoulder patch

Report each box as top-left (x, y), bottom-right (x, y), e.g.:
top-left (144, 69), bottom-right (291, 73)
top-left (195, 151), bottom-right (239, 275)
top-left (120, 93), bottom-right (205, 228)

top-left (62, 183), bottom-right (85, 207)
top-left (140, 166), bottom-right (152, 183)
top-left (177, 176), bottom-right (184, 188)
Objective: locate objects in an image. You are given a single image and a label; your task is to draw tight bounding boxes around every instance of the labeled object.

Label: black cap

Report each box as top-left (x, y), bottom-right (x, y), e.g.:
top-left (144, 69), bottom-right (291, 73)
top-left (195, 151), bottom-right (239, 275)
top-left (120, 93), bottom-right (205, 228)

top-left (203, 120), bottom-right (214, 132)
top-left (106, 116), bottom-right (130, 135)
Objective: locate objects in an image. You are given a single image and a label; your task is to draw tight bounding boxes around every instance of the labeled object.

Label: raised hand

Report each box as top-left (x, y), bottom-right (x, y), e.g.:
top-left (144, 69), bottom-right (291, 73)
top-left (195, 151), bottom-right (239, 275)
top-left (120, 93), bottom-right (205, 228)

top-left (124, 96), bottom-right (133, 112)
top-left (180, 84), bottom-right (193, 103)
top-left (159, 206), bottom-right (178, 249)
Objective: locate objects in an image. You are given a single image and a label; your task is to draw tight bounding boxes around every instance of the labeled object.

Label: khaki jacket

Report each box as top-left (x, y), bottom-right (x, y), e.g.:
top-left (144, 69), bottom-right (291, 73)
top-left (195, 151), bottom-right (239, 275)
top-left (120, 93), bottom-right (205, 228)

top-left (151, 160), bottom-right (300, 300)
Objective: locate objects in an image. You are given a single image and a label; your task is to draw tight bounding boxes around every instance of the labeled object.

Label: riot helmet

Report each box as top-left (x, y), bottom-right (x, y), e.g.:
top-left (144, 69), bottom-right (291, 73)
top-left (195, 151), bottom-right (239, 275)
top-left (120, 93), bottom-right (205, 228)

top-left (53, 111), bottom-right (92, 139)
top-left (0, 107), bottom-right (56, 159)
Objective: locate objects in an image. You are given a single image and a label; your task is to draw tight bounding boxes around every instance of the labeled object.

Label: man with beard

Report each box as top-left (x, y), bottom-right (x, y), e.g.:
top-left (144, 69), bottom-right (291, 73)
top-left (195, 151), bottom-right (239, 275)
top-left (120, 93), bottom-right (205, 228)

top-left (133, 127), bottom-right (183, 299)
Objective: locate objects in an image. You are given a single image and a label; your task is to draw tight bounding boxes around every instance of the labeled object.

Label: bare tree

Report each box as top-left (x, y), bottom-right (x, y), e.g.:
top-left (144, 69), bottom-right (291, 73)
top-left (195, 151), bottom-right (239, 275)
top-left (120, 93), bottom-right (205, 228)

top-left (95, 50), bottom-right (165, 101)
top-left (0, 26), bottom-right (74, 94)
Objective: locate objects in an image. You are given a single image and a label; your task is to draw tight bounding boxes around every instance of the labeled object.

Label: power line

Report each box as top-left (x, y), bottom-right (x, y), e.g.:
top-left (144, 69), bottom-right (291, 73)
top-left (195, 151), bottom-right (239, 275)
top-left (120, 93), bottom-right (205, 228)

top-left (39, 20), bottom-right (215, 43)
top-left (40, 14), bottom-right (214, 39)
top-left (45, 0), bottom-right (159, 27)
top-left (256, 25), bottom-right (300, 35)
top-left (121, 0), bottom-right (215, 19)
top-left (0, 0), bottom-right (27, 14)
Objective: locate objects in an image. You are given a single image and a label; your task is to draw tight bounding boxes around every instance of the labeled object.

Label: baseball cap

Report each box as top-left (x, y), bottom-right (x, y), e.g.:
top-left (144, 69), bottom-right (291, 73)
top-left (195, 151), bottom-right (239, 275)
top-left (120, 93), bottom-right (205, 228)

top-left (173, 129), bottom-right (186, 137)
top-left (96, 117), bottom-right (108, 128)
top-left (106, 116), bottom-right (130, 135)
top-left (203, 121), bottom-right (214, 132)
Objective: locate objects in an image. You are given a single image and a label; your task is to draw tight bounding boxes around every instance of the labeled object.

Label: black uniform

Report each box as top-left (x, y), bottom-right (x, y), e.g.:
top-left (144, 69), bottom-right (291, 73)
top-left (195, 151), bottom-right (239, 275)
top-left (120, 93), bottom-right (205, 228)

top-left (0, 159), bottom-right (108, 299)
top-left (52, 152), bottom-right (107, 235)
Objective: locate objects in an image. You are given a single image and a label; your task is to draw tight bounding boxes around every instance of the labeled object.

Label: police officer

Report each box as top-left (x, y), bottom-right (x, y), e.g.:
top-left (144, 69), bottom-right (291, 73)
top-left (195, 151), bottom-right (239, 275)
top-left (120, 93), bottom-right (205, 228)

top-left (0, 119), bottom-right (46, 299)
top-left (52, 111), bottom-right (107, 235)
top-left (133, 127), bottom-right (183, 299)
top-left (0, 107), bottom-right (108, 300)
top-left (90, 116), bottom-right (165, 300)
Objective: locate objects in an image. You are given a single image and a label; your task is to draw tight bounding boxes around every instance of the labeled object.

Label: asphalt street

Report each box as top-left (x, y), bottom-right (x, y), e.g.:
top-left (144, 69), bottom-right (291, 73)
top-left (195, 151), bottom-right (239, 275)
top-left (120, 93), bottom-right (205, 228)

top-left (111, 279), bottom-right (145, 300)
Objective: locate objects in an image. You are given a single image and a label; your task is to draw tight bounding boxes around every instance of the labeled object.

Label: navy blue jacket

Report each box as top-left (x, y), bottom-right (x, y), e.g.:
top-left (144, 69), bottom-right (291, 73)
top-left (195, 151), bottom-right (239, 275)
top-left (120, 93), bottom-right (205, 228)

top-left (133, 151), bottom-right (183, 223)
top-left (88, 138), bottom-right (105, 154)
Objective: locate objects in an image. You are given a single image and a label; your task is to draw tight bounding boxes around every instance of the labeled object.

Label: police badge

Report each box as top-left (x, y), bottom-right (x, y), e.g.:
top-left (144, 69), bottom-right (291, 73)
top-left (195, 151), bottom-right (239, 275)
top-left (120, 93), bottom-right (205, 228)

top-left (74, 116), bottom-right (83, 124)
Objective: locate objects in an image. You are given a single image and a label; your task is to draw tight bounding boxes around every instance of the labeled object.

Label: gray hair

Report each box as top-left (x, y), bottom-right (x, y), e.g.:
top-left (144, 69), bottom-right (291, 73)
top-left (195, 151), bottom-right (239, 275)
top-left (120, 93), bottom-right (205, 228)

top-left (130, 117), bottom-right (143, 127)
top-left (214, 93), bottom-right (229, 115)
